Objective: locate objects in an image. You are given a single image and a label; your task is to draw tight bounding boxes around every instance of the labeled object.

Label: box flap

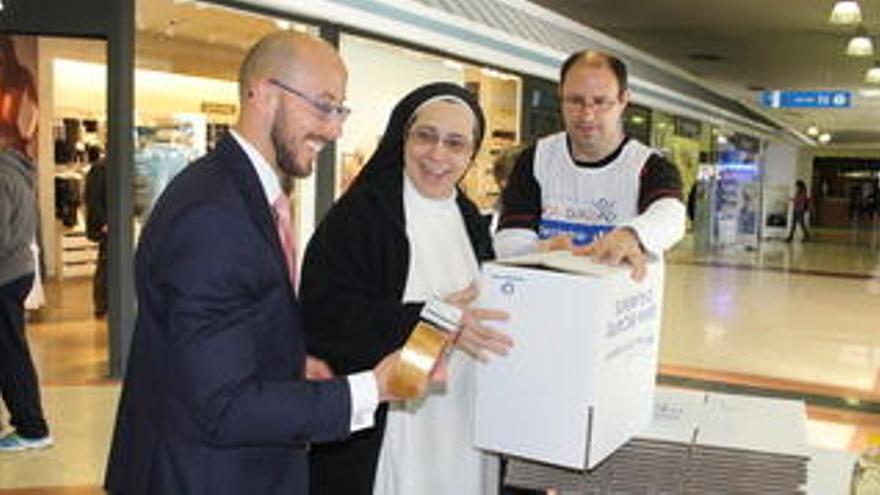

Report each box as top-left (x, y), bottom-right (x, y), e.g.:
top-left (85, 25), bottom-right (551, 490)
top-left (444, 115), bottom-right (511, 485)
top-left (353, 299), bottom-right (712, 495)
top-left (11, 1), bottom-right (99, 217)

top-left (496, 251), bottom-right (627, 277)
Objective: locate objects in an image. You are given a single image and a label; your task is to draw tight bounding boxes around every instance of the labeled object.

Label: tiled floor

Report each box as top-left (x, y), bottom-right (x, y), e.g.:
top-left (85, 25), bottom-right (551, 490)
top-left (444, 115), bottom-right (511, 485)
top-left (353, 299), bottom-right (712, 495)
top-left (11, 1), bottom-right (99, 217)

top-left (2, 232), bottom-right (879, 492)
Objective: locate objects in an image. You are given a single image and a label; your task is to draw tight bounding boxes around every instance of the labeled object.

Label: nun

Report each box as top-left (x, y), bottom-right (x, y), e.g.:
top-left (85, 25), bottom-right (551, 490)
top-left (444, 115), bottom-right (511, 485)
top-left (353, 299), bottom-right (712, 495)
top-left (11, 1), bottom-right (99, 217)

top-left (301, 81), bottom-right (512, 495)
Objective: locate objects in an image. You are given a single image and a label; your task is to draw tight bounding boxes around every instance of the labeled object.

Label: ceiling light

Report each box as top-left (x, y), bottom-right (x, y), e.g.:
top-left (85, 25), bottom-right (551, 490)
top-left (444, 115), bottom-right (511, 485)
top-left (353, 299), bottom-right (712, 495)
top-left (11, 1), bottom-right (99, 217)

top-left (867, 62), bottom-right (880, 83)
top-left (0, 1), bottom-right (5, 12)
top-left (830, 1), bottom-right (862, 24)
top-left (859, 88), bottom-right (880, 97)
top-left (818, 132), bottom-right (832, 144)
top-left (806, 124), bottom-right (820, 137)
top-left (846, 27), bottom-right (874, 56)
top-left (275, 19), bottom-right (291, 30)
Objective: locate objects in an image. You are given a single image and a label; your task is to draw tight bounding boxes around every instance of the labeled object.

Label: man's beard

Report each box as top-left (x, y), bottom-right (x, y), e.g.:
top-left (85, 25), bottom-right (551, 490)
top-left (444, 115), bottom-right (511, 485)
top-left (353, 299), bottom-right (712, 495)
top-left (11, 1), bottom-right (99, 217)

top-left (270, 120), bottom-right (301, 193)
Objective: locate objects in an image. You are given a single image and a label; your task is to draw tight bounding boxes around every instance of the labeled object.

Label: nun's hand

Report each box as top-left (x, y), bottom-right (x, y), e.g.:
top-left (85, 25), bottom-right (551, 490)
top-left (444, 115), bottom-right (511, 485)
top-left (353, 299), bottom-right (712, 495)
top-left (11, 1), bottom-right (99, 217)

top-left (443, 284), bottom-right (513, 362)
top-left (453, 307), bottom-right (512, 362)
top-left (444, 283), bottom-right (478, 308)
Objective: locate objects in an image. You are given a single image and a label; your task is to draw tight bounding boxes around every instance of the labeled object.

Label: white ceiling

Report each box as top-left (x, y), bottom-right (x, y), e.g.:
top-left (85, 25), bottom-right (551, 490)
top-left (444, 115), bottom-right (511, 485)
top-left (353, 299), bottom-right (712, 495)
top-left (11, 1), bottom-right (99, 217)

top-left (531, 0), bottom-right (880, 148)
top-left (134, 0), bottom-right (880, 148)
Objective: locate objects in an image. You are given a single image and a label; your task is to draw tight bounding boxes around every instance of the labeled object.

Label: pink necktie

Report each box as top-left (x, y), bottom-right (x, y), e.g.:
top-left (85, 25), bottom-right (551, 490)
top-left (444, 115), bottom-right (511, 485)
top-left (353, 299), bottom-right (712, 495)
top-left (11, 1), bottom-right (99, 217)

top-left (272, 194), bottom-right (296, 286)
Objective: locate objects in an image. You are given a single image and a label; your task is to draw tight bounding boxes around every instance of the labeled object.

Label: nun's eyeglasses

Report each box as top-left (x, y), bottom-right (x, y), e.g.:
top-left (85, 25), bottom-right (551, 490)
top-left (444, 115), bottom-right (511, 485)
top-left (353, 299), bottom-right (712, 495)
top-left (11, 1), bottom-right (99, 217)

top-left (269, 78), bottom-right (352, 122)
top-left (407, 127), bottom-right (473, 156)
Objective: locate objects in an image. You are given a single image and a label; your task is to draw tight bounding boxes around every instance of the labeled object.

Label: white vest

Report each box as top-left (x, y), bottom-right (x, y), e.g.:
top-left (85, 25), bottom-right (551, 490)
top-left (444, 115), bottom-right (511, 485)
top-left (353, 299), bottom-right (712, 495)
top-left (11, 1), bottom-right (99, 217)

top-left (534, 132), bottom-right (655, 245)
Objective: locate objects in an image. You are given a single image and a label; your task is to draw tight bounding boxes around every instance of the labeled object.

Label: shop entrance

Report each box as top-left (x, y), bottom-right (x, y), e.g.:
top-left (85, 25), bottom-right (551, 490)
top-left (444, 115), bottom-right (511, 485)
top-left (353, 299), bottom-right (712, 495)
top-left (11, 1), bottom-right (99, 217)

top-left (812, 156), bottom-right (880, 244)
top-left (2, 34), bottom-right (112, 386)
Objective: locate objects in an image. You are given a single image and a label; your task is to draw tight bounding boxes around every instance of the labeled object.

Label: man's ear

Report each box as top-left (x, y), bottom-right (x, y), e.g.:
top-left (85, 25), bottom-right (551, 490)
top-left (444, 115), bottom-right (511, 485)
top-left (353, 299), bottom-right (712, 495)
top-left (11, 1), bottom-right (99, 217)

top-left (620, 88), bottom-right (631, 107)
top-left (248, 79), bottom-right (278, 115)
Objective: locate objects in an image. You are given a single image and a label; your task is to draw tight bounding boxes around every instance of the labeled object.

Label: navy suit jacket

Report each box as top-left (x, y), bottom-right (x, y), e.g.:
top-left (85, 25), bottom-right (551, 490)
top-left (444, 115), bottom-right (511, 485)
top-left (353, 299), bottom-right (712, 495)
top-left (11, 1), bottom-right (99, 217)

top-left (105, 135), bottom-right (351, 494)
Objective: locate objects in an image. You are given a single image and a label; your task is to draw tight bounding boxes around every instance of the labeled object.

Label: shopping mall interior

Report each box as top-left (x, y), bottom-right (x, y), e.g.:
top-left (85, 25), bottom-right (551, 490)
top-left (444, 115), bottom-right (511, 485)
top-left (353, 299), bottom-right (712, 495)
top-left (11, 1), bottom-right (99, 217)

top-left (1, 0), bottom-right (879, 493)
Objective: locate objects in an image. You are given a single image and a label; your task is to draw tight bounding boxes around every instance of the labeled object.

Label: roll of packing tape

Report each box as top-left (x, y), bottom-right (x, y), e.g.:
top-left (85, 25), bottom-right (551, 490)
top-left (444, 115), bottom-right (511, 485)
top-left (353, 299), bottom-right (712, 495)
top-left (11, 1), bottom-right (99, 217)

top-left (388, 321), bottom-right (451, 399)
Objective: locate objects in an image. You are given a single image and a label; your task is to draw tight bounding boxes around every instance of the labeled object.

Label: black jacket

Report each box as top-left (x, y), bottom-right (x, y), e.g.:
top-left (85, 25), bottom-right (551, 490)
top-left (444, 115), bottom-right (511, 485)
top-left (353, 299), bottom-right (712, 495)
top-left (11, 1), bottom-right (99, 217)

top-left (299, 170), bottom-right (493, 495)
top-left (301, 170), bottom-right (493, 374)
top-left (84, 159), bottom-right (107, 242)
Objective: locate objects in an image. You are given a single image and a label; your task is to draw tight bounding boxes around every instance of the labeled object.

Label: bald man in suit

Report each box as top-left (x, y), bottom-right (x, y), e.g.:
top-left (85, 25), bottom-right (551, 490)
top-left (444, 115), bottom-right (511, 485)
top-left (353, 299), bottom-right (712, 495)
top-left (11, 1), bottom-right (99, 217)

top-left (105, 32), bottom-right (413, 495)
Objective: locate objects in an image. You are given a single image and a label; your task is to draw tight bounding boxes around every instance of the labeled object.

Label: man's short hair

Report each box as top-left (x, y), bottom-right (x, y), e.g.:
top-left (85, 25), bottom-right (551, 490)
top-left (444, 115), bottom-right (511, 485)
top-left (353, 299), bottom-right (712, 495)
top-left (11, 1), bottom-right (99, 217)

top-left (237, 33), bottom-right (302, 102)
top-left (559, 50), bottom-right (628, 95)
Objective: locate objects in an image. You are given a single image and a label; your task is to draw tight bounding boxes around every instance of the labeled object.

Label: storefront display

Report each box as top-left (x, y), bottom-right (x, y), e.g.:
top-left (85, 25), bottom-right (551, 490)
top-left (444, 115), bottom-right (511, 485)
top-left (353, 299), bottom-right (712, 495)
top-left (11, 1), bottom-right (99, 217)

top-left (710, 133), bottom-right (763, 250)
top-left (133, 116), bottom-right (203, 223)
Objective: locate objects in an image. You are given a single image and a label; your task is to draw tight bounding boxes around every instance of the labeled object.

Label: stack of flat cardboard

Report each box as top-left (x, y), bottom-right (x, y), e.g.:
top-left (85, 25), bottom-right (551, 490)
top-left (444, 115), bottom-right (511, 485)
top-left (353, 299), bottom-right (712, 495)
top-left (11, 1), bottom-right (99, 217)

top-left (505, 388), bottom-right (809, 494)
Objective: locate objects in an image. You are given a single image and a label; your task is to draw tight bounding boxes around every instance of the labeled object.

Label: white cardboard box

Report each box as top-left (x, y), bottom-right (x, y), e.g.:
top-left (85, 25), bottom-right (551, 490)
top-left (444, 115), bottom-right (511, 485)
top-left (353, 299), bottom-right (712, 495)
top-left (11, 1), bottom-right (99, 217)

top-left (474, 251), bottom-right (664, 470)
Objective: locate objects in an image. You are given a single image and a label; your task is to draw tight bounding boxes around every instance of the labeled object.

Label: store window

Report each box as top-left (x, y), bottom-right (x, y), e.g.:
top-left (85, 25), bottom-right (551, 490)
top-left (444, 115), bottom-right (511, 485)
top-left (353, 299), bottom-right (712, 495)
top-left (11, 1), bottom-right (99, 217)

top-left (338, 35), bottom-right (521, 211)
top-left (520, 76), bottom-right (562, 145)
top-left (134, 0), bottom-right (318, 249)
top-left (10, 35), bottom-right (109, 289)
top-left (812, 157), bottom-right (880, 228)
top-left (651, 110), bottom-right (705, 193)
top-left (623, 103), bottom-right (651, 147)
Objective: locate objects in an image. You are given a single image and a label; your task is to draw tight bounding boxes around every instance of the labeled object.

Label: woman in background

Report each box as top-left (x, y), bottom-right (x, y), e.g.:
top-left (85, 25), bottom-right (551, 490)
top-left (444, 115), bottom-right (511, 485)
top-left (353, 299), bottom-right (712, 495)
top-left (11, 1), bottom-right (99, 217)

top-left (786, 179), bottom-right (811, 242)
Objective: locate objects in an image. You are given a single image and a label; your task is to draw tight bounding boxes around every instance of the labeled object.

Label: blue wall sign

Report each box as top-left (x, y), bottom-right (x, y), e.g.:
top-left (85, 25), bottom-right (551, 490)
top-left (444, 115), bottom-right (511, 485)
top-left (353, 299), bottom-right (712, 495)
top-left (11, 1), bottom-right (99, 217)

top-left (760, 90), bottom-right (852, 108)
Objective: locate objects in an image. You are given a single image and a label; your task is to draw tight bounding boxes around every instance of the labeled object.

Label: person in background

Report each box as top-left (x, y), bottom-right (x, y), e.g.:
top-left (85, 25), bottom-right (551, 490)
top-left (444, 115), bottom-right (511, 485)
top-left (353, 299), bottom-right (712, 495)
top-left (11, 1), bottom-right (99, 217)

top-left (494, 50), bottom-right (685, 280)
top-left (300, 82), bottom-right (512, 495)
top-left (0, 35), bottom-right (38, 159)
top-left (489, 146), bottom-right (521, 226)
top-left (785, 179), bottom-right (811, 243)
top-left (84, 145), bottom-right (107, 318)
top-left (0, 148), bottom-right (53, 452)
top-left (105, 32), bottom-right (415, 495)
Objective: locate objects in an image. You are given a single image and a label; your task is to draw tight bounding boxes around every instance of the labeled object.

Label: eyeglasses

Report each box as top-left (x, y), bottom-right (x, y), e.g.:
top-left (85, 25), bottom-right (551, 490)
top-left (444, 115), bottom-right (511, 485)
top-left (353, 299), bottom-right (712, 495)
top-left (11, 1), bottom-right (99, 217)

top-left (407, 127), bottom-right (473, 156)
top-left (562, 95), bottom-right (620, 114)
top-left (268, 78), bottom-right (351, 122)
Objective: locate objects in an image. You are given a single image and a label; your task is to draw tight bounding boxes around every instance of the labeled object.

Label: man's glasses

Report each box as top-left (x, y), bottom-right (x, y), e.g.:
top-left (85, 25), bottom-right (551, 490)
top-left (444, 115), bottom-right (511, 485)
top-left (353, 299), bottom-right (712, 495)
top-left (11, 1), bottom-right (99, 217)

top-left (268, 78), bottom-right (351, 122)
top-left (561, 95), bottom-right (620, 114)
top-left (407, 127), bottom-right (473, 156)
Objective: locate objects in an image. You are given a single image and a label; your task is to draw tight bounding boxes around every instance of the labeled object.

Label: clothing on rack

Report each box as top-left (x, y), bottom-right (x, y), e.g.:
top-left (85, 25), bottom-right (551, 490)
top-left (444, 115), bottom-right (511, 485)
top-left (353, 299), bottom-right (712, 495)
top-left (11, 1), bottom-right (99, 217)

top-left (54, 176), bottom-right (82, 228)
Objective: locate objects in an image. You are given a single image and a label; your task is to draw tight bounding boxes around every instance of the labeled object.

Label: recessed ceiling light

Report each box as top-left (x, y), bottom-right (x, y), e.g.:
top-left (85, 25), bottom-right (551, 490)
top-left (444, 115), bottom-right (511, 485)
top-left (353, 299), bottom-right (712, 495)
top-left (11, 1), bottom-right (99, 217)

top-left (818, 132), bottom-right (832, 144)
top-left (806, 125), bottom-right (820, 137)
top-left (866, 62), bottom-right (880, 84)
top-left (830, 1), bottom-right (862, 25)
top-left (275, 19), bottom-right (291, 30)
top-left (846, 27), bottom-right (874, 57)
